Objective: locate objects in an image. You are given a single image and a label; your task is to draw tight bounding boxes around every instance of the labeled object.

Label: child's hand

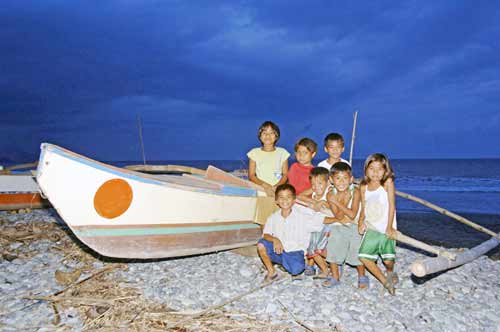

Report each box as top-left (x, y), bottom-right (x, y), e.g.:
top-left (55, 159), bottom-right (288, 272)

top-left (386, 227), bottom-right (397, 240)
top-left (339, 217), bottom-right (350, 225)
top-left (328, 195), bottom-right (339, 206)
top-left (358, 222), bottom-right (366, 235)
top-left (318, 200), bottom-right (330, 211)
top-left (262, 183), bottom-right (275, 197)
top-left (273, 238), bottom-right (284, 254)
top-left (311, 201), bottom-right (328, 212)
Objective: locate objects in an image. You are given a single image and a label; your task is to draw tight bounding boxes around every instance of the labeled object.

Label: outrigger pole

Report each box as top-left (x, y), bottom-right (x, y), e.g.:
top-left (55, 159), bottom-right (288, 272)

top-left (396, 190), bottom-right (500, 241)
top-left (349, 111), bottom-right (358, 166)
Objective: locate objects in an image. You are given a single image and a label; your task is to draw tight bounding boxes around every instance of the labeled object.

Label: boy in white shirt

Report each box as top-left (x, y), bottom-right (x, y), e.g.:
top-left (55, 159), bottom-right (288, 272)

top-left (318, 133), bottom-right (350, 170)
top-left (257, 184), bottom-right (334, 283)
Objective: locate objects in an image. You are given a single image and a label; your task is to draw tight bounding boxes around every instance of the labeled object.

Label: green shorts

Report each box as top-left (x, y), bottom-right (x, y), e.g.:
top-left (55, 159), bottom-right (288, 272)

top-left (358, 229), bottom-right (396, 261)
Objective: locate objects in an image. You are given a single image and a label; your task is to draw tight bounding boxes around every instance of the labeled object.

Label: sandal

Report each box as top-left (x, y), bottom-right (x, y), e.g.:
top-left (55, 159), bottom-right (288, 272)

top-left (358, 275), bottom-right (370, 289)
top-left (304, 265), bottom-right (316, 276)
top-left (262, 272), bottom-right (279, 284)
top-left (322, 275), bottom-right (341, 288)
top-left (313, 272), bottom-right (329, 280)
top-left (387, 271), bottom-right (399, 285)
top-left (383, 278), bottom-right (396, 296)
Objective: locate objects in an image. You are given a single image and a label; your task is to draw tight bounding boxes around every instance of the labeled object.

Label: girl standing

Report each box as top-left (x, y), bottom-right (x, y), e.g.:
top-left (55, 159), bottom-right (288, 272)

top-left (247, 121), bottom-right (290, 197)
top-left (358, 153), bottom-right (398, 295)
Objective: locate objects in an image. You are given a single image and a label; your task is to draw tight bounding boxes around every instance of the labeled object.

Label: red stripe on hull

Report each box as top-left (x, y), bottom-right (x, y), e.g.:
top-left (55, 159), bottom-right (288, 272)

top-left (0, 193), bottom-right (50, 210)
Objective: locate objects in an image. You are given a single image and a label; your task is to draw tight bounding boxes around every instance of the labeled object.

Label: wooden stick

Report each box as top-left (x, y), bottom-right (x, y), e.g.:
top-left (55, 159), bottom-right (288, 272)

top-left (22, 295), bottom-right (117, 306)
top-left (396, 190), bottom-right (500, 240)
top-left (276, 298), bottom-right (317, 332)
top-left (52, 264), bottom-right (120, 297)
top-left (349, 111), bottom-right (358, 166)
top-left (411, 231), bottom-right (500, 277)
top-left (395, 231), bottom-right (456, 260)
top-left (137, 114), bottom-right (146, 165)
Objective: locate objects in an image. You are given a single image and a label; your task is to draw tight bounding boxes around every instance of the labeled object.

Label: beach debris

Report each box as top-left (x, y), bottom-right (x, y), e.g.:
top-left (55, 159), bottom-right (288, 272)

top-left (55, 269), bottom-right (82, 285)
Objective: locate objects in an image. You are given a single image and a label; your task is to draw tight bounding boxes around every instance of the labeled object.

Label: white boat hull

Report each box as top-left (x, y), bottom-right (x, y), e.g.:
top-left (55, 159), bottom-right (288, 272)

top-left (36, 144), bottom-right (262, 259)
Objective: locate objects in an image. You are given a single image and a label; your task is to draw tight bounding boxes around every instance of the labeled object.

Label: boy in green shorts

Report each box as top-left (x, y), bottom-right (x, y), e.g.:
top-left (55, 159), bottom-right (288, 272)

top-left (323, 162), bottom-right (368, 289)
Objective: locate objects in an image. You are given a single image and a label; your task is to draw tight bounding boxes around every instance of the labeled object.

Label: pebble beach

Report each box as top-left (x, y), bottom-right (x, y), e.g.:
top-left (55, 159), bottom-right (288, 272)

top-left (1, 209), bottom-right (500, 331)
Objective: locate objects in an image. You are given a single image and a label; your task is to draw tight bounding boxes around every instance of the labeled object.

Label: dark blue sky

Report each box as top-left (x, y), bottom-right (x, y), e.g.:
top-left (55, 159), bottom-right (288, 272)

top-left (1, 1), bottom-right (499, 163)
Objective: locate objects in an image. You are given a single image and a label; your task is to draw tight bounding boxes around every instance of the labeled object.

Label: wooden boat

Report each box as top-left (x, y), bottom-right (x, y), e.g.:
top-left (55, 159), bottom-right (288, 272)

top-left (36, 143), bottom-right (273, 259)
top-left (0, 174), bottom-right (50, 211)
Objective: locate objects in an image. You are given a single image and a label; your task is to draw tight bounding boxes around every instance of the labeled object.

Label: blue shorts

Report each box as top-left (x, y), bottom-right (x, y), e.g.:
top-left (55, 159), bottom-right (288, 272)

top-left (258, 239), bottom-right (305, 275)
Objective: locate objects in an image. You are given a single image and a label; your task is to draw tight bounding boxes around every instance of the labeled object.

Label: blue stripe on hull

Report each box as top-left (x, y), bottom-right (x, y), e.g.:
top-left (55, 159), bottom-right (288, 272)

top-left (74, 222), bottom-right (260, 237)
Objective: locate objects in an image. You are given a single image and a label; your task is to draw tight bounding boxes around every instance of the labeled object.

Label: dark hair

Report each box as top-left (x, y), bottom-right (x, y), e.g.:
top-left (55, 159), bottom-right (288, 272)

top-left (324, 133), bottom-right (345, 147)
top-left (330, 161), bottom-right (352, 176)
top-left (275, 183), bottom-right (296, 199)
top-left (309, 166), bottom-right (330, 181)
top-left (361, 153), bottom-right (395, 185)
top-left (258, 121), bottom-right (280, 145)
top-left (294, 137), bottom-right (317, 153)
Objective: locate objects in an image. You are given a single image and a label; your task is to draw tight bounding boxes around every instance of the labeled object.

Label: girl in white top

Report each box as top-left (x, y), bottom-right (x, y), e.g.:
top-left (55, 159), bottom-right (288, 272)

top-left (358, 153), bottom-right (398, 295)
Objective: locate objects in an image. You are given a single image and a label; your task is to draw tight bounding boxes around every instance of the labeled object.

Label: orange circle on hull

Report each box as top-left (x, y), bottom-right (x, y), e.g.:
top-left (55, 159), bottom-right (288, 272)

top-left (94, 179), bottom-right (133, 219)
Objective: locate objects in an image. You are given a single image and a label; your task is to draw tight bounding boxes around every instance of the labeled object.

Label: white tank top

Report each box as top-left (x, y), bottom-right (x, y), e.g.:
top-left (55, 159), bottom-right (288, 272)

top-left (312, 186), bottom-right (330, 201)
top-left (364, 185), bottom-right (397, 233)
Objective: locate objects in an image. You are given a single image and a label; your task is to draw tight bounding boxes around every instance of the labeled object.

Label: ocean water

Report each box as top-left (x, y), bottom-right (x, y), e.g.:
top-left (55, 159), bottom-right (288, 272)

top-left (115, 158), bottom-right (500, 216)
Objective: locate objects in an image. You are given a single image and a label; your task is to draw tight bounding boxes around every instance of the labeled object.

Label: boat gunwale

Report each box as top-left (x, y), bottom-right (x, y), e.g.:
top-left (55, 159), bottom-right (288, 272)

top-left (38, 143), bottom-right (258, 198)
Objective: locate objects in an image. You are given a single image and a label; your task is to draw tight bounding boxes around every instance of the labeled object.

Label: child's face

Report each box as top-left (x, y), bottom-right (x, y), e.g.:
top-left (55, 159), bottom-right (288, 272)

top-left (366, 161), bottom-right (386, 183)
top-left (330, 171), bottom-right (352, 192)
top-left (324, 140), bottom-right (345, 160)
top-left (259, 126), bottom-right (278, 146)
top-left (275, 189), bottom-right (295, 210)
top-left (311, 176), bottom-right (328, 196)
top-left (295, 145), bottom-right (316, 166)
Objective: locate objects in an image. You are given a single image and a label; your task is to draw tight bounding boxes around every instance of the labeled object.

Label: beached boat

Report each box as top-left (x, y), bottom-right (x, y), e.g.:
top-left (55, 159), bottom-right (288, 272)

top-left (0, 174), bottom-right (50, 211)
top-left (36, 143), bottom-right (273, 259)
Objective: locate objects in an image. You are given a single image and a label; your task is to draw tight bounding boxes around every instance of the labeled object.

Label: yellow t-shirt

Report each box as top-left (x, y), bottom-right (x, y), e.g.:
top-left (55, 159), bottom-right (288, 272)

top-left (247, 147), bottom-right (290, 186)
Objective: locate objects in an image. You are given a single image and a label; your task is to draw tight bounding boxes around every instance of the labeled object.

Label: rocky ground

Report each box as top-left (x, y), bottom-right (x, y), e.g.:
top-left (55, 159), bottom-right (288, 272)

top-left (1, 209), bottom-right (500, 331)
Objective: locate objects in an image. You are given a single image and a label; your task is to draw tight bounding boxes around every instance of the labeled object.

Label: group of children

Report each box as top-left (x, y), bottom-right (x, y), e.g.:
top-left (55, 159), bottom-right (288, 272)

top-left (248, 121), bottom-right (398, 295)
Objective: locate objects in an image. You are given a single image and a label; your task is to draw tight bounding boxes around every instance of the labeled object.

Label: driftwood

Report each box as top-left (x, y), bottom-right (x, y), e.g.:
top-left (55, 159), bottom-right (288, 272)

top-left (410, 232), bottom-right (500, 277)
top-left (396, 190), bottom-right (500, 241)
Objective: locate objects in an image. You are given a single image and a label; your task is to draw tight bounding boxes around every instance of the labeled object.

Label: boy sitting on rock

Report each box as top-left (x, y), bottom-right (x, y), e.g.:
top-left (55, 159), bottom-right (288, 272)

top-left (257, 184), bottom-right (334, 282)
